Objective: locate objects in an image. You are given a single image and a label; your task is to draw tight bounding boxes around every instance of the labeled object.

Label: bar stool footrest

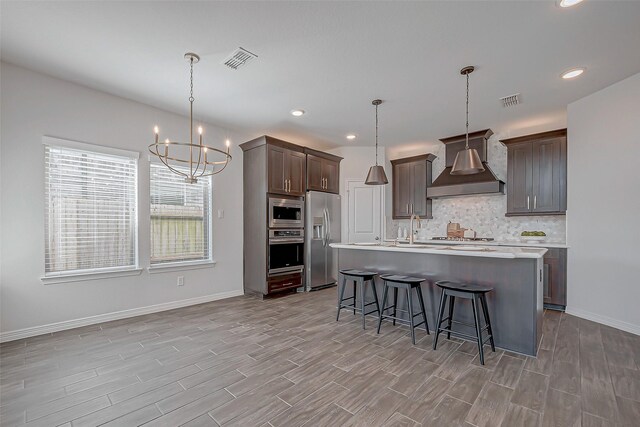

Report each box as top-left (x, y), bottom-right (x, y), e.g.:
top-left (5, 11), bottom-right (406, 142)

top-left (437, 328), bottom-right (483, 342)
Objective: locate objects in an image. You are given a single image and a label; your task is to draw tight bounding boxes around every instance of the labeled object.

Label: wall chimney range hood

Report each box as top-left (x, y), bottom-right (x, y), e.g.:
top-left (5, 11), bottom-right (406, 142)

top-left (427, 129), bottom-right (505, 198)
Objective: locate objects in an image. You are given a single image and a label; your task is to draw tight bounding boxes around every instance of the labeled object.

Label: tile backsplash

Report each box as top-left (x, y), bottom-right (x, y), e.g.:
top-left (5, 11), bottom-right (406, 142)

top-left (386, 132), bottom-right (567, 243)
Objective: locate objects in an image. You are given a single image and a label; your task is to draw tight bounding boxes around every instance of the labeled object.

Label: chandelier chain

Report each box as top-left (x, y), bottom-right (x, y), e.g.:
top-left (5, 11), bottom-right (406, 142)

top-left (189, 57), bottom-right (194, 103)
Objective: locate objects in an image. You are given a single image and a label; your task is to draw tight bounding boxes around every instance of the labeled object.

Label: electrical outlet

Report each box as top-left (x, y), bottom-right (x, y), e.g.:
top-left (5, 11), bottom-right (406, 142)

top-left (177, 276), bottom-right (184, 287)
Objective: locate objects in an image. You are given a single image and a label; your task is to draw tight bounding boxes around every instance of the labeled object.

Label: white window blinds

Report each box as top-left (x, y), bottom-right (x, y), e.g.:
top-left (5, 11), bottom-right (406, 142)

top-left (45, 143), bottom-right (138, 275)
top-left (150, 163), bottom-right (212, 265)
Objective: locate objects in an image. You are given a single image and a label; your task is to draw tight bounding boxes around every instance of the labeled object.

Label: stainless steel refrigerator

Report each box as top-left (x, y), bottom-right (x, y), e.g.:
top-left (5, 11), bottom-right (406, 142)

top-left (305, 191), bottom-right (341, 290)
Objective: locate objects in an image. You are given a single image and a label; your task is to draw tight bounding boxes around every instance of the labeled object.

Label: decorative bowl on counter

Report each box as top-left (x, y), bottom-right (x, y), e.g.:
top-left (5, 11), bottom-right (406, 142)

top-left (520, 231), bottom-right (546, 243)
top-left (520, 236), bottom-right (546, 243)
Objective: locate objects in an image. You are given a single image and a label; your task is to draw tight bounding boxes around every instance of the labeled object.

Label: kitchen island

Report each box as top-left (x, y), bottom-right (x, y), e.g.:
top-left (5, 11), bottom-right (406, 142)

top-left (330, 242), bottom-right (546, 356)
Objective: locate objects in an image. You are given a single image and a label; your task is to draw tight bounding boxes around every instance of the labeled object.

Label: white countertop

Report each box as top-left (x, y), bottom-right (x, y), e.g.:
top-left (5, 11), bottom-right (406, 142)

top-left (384, 239), bottom-right (569, 249)
top-left (331, 242), bottom-right (548, 259)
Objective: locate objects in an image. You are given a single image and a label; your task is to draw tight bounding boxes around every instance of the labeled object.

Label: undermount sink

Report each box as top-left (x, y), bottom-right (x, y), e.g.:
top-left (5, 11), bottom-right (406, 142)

top-left (446, 246), bottom-right (491, 251)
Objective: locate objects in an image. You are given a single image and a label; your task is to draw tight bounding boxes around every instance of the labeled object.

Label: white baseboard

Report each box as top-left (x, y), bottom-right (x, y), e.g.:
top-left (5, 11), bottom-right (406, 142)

top-left (565, 306), bottom-right (640, 336)
top-left (0, 290), bottom-right (245, 343)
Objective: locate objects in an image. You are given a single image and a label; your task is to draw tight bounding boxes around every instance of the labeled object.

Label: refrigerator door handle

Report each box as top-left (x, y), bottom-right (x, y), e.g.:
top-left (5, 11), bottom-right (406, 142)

top-left (326, 207), bottom-right (331, 243)
top-left (322, 208), bottom-right (328, 247)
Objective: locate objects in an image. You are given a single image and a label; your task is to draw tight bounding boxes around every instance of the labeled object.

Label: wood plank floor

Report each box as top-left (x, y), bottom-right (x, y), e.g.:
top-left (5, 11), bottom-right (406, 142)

top-left (1, 288), bottom-right (639, 426)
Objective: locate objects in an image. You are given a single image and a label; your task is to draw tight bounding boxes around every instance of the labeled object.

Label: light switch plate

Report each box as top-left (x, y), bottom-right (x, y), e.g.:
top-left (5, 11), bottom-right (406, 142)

top-left (217, 209), bottom-right (224, 219)
top-left (177, 276), bottom-right (184, 286)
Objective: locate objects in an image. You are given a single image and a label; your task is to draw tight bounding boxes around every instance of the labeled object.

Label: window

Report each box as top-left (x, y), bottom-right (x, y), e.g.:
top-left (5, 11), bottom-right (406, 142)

top-left (44, 139), bottom-right (138, 275)
top-left (150, 163), bottom-right (212, 265)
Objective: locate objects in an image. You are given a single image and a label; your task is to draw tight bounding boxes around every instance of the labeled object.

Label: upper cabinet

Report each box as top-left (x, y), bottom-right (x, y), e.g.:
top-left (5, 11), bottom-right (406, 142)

top-left (501, 129), bottom-right (567, 216)
top-left (391, 154), bottom-right (437, 219)
top-left (267, 144), bottom-right (306, 196)
top-left (240, 136), bottom-right (307, 197)
top-left (240, 136), bottom-right (342, 198)
top-left (305, 149), bottom-right (342, 194)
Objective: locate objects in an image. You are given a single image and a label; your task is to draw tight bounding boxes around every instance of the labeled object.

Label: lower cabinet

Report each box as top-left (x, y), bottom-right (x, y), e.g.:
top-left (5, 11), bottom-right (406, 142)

top-left (268, 272), bottom-right (302, 294)
top-left (543, 248), bottom-right (567, 310)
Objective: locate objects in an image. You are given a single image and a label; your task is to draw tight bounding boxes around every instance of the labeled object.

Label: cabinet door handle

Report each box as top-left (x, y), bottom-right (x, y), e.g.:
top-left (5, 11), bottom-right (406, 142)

top-left (286, 179), bottom-right (290, 192)
top-left (527, 196), bottom-right (530, 210)
top-left (411, 203), bottom-right (414, 214)
top-left (534, 195), bottom-right (537, 210)
top-left (406, 203), bottom-right (409, 214)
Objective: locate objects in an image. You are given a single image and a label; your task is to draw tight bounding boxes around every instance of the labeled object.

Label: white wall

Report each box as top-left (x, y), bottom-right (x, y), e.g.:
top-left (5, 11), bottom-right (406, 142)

top-left (567, 72), bottom-right (640, 335)
top-left (0, 62), bottom-right (248, 340)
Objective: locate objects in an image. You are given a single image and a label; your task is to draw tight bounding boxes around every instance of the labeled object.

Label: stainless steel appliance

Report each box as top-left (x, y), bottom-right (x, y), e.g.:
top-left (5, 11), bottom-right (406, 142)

top-left (305, 191), bottom-right (341, 290)
top-left (268, 229), bottom-right (304, 276)
top-left (269, 197), bottom-right (304, 228)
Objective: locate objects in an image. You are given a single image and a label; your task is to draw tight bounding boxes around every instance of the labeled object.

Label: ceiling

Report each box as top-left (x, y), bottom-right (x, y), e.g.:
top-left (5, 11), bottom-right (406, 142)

top-left (2, 1), bottom-right (640, 150)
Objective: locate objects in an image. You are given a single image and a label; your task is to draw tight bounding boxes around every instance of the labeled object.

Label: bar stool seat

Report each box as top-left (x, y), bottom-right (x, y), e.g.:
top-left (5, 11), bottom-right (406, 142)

top-left (376, 274), bottom-right (430, 345)
top-left (336, 269), bottom-right (381, 329)
top-left (433, 280), bottom-right (495, 365)
top-left (436, 280), bottom-right (493, 294)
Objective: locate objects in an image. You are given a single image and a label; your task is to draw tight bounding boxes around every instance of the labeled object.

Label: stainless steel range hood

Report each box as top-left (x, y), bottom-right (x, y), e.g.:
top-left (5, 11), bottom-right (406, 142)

top-left (427, 129), bottom-right (505, 198)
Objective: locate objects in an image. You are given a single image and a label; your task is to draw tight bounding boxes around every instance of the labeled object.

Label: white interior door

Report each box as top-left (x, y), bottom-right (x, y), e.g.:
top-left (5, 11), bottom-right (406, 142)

top-left (347, 180), bottom-right (382, 243)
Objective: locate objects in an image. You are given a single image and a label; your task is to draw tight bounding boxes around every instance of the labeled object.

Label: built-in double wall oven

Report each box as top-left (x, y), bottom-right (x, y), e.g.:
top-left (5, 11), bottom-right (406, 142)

top-left (268, 228), bottom-right (304, 276)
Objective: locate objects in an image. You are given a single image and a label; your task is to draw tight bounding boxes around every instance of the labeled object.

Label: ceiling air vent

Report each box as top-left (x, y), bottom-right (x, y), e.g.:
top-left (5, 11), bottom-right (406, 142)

top-left (223, 47), bottom-right (257, 70)
top-left (500, 93), bottom-right (521, 108)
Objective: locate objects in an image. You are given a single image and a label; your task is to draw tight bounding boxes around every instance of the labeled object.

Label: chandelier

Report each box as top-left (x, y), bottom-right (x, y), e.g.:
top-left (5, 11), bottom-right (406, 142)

top-left (149, 52), bottom-right (232, 183)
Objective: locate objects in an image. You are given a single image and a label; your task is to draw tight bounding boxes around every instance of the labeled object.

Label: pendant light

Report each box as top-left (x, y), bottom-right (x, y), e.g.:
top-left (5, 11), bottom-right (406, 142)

top-left (149, 52), bottom-right (232, 183)
top-left (451, 66), bottom-right (485, 175)
top-left (365, 99), bottom-right (389, 185)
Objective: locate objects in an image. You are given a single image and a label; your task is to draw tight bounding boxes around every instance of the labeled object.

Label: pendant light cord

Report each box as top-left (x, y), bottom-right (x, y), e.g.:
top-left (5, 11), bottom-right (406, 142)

top-left (375, 102), bottom-right (379, 165)
top-left (465, 71), bottom-right (470, 150)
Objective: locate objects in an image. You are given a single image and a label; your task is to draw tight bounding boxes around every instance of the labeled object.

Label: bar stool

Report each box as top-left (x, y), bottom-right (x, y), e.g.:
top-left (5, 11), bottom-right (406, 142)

top-left (433, 280), bottom-right (495, 365)
top-left (376, 275), bottom-right (430, 345)
top-left (336, 269), bottom-right (381, 329)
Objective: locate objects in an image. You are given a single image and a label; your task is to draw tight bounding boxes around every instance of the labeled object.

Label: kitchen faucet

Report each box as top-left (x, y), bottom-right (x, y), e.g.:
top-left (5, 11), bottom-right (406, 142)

top-left (409, 214), bottom-right (421, 245)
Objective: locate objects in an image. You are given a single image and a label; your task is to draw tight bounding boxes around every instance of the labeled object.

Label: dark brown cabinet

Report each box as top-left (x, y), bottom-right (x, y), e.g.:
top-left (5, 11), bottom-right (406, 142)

top-left (543, 248), bottom-right (567, 310)
top-left (502, 129), bottom-right (567, 216)
top-left (267, 144), bottom-right (306, 196)
top-left (305, 150), bottom-right (341, 194)
top-left (240, 135), bottom-right (342, 297)
top-left (391, 154), bottom-right (436, 219)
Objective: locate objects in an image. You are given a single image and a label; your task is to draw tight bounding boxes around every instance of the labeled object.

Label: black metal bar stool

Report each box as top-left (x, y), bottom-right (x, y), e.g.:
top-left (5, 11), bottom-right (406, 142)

top-left (376, 275), bottom-right (430, 345)
top-left (336, 269), bottom-right (381, 329)
top-left (433, 280), bottom-right (495, 365)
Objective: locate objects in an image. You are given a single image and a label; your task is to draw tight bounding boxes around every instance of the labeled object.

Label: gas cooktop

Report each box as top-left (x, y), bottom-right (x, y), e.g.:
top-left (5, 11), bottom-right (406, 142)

top-left (431, 237), bottom-right (495, 242)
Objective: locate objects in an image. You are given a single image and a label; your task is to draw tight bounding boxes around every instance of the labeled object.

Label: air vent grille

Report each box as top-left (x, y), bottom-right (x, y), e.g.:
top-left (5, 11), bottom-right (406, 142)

top-left (223, 47), bottom-right (257, 70)
top-left (500, 93), bottom-right (520, 108)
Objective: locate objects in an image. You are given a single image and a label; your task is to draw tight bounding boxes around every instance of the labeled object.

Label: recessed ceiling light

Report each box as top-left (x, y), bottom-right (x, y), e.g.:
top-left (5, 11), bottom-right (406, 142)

top-left (561, 67), bottom-right (585, 79)
top-left (559, 0), bottom-right (584, 8)
top-left (346, 134), bottom-right (357, 140)
top-left (290, 109), bottom-right (305, 117)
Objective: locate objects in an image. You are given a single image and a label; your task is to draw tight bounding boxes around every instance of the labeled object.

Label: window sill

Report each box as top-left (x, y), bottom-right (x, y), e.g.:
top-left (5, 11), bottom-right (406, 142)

top-left (147, 260), bottom-right (217, 274)
top-left (42, 267), bottom-right (143, 285)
